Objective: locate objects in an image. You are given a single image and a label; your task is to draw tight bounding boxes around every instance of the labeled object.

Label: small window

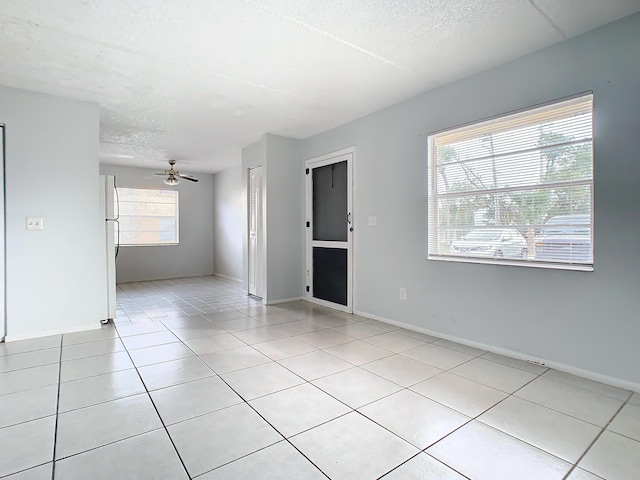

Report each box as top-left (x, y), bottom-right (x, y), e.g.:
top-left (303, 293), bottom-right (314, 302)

top-left (116, 187), bottom-right (179, 246)
top-left (427, 94), bottom-right (593, 271)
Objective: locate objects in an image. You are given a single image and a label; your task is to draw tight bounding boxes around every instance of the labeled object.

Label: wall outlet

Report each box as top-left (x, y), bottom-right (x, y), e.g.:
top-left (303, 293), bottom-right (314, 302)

top-left (27, 217), bottom-right (44, 230)
top-left (368, 216), bottom-right (377, 226)
top-left (399, 287), bottom-right (407, 301)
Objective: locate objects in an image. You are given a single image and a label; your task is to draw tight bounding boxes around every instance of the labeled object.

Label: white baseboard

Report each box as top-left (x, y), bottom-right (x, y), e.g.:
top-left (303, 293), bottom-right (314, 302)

top-left (213, 273), bottom-right (242, 283)
top-left (116, 273), bottom-right (216, 284)
top-left (4, 322), bottom-right (104, 342)
top-left (266, 297), bottom-right (304, 306)
top-left (356, 310), bottom-right (640, 394)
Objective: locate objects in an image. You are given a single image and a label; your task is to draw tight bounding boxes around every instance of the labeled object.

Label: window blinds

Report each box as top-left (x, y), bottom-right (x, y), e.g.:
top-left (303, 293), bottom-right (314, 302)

top-left (427, 94), bottom-right (594, 270)
top-left (116, 187), bottom-right (179, 246)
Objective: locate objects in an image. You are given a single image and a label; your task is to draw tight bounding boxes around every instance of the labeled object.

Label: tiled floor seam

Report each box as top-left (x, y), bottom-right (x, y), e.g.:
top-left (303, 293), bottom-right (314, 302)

top-left (185, 355), bottom-right (333, 479)
top-left (478, 369), bottom-right (609, 474)
top-left (560, 393), bottom-right (632, 480)
top-left (50, 336), bottom-right (64, 480)
top-left (107, 277), bottom-right (640, 478)
top-left (374, 451), bottom-right (472, 480)
top-left (401, 362), bottom-right (552, 475)
top-left (509, 386), bottom-right (626, 429)
top-left (51, 427), bottom-right (165, 462)
top-left (117, 326), bottom-right (194, 480)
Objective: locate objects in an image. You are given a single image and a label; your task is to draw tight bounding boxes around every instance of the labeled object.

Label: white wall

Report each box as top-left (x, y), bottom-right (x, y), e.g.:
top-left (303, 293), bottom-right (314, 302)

top-left (212, 166), bottom-right (243, 281)
top-left (0, 86), bottom-right (106, 340)
top-left (99, 164), bottom-right (214, 283)
top-left (296, 14), bottom-right (640, 386)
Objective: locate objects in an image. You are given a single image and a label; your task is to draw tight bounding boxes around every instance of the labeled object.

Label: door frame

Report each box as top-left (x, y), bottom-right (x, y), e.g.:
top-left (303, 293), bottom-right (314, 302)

top-left (247, 165), bottom-right (266, 299)
top-left (305, 147), bottom-right (355, 313)
top-left (0, 126), bottom-right (5, 340)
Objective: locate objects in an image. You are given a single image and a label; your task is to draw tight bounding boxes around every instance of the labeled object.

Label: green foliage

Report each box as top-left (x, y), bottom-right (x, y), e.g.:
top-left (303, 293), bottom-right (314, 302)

top-left (436, 127), bottom-right (592, 235)
top-left (538, 131), bottom-right (592, 219)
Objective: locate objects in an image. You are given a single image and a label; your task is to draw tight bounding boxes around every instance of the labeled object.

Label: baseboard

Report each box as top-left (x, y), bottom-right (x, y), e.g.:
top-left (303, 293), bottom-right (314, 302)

top-left (4, 322), bottom-right (103, 342)
top-left (266, 297), bottom-right (304, 306)
top-left (116, 273), bottom-right (215, 284)
top-left (213, 273), bottom-right (242, 283)
top-left (356, 310), bottom-right (640, 394)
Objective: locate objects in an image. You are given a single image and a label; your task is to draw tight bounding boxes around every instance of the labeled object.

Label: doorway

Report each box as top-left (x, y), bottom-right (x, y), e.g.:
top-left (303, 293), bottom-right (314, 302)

top-left (305, 149), bottom-right (353, 313)
top-left (248, 165), bottom-right (265, 299)
top-left (0, 126), bottom-right (5, 340)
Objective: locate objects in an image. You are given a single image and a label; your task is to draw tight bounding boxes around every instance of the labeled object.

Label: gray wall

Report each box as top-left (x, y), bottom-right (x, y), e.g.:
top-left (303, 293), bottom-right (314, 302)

top-left (264, 134), bottom-right (303, 303)
top-left (99, 164), bottom-right (214, 283)
top-left (297, 14), bottom-right (640, 386)
top-left (212, 166), bottom-right (243, 281)
top-left (0, 86), bottom-right (107, 339)
top-left (240, 134), bottom-right (303, 302)
top-left (241, 138), bottom-right (266, 294)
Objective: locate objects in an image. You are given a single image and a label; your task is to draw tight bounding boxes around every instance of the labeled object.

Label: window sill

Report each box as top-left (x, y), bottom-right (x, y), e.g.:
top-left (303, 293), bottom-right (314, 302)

top-left (427, 254), bottom-right (593, 272)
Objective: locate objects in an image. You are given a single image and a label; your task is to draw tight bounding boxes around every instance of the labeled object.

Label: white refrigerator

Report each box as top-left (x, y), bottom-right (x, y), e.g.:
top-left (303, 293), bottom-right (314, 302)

top-left (99, 175), bottom-right (117, 323)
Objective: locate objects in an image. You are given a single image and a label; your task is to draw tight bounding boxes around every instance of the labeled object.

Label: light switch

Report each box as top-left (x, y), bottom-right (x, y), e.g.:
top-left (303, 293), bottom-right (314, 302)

top-left (368, 216), bottom-right (377, 226)
top-left (27, 217), bottom-right (44, 230)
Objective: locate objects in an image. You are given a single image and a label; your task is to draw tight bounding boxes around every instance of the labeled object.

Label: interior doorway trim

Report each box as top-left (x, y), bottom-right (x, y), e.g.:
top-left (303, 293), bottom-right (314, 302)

top-left (0, 125), bottom-right (5, 340)
top-left (247, 165), bottom-right (265, 300)
top-left (305, 147), bottom-right (355, 313)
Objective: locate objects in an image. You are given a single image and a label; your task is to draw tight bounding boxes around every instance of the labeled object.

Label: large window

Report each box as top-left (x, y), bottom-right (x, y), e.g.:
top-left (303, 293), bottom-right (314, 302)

top-left (116, 187), bottom-right (179, 246)
top-left (427, 94), bottom-right (593, 271)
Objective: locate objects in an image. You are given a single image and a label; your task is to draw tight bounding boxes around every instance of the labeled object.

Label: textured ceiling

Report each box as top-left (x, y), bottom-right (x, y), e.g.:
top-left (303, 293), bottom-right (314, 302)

top-left (0, 0), bottom-right (638, 173)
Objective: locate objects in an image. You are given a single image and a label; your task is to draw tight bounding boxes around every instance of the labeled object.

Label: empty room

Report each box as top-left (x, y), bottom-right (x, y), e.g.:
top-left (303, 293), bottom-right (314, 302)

top-left (1, 1), bottom-right (639, 479)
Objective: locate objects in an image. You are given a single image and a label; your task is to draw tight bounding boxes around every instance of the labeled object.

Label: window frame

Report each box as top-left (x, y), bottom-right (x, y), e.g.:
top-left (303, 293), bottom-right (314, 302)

top-left (427, 93), bottom-right (594, 271)
top-left (115, 186), bottom-right (180, 247)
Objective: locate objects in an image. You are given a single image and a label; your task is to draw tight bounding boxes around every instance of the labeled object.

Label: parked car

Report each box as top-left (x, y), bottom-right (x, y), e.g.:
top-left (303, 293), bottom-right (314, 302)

top-left (535, 214), bottom-right (592, 263)
top-left (450, 228), bottom-right (527, 259)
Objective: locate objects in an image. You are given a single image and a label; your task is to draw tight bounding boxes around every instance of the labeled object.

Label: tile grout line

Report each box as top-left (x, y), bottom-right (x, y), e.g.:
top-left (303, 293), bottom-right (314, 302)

top-left (114, 278), bottom-right (637, 479)
top-left (374, 450), bottom-right (471, 480)
top-left (560, 392), bottom-right (632, 480)
top-left (395, 362), bottom-right (551, 478)
top-left (115, 326), bottom-right (194, 480)
top-left (259, 335), bottom-right (481, 478)
top-left (173, 332), bottom-right (333, 479)
top-left (426, 364), bottom-right (626, 477)
top-left (50, 335), bottom-right (64, 480)
top-left (507, 374), bottom-right (630, 429)
top-left (121, 290), bottom-right (553, 478)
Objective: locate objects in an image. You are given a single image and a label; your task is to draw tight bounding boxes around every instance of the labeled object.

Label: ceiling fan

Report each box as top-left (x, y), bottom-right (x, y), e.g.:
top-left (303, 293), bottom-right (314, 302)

top-left (154, 160), bottom-right (199, 186)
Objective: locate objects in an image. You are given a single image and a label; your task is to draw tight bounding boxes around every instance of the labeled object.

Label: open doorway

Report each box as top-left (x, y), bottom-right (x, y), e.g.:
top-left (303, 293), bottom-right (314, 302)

top-left (248, 165), bottom-right (265, 299)
top-left (0, 126), bottom-right (5, 339)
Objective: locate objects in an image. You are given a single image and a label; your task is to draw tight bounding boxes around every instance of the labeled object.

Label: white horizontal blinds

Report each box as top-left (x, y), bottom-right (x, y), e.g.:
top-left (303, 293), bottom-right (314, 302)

top-left (116, 188), bottom-right (179, 245)
top-left (428, 94), bottom-right (594, 269)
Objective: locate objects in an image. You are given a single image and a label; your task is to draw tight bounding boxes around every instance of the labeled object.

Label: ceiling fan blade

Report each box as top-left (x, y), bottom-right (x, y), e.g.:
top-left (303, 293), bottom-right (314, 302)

top-left (153, 173), bottom-right (166, 176)
top-left (178, 174), bottom-right (199, 182)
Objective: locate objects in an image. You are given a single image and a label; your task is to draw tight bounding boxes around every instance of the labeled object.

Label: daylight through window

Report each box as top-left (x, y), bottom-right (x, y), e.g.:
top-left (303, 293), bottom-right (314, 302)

top-left (427, 94), bottom-right (593, 270)
top-left (116, 187), bottom-right (179, 246)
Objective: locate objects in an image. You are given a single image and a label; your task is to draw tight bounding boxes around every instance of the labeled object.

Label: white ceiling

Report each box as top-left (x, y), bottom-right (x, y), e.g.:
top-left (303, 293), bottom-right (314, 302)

top-left (0, 0), bottom-right (638, 173)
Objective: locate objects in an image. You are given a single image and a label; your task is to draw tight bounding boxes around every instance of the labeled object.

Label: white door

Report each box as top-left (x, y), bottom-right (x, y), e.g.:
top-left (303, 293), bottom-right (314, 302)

top-left (305, 150), bottom-right (353, 312)
top-left (248, 166), bottom-right (265, 298)
top-left (0, 127), bottom-right (5, 339)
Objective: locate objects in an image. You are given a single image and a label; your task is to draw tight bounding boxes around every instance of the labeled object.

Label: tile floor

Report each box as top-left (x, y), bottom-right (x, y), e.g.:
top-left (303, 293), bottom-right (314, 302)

top-left (1, 276), bottom-right (639, 479)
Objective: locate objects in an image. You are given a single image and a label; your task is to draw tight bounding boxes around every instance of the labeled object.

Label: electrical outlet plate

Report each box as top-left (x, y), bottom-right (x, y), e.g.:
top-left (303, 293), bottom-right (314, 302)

top-left (27, 217), bottom-right (44, 230)
top-left (368, 216), bottom-right (377, 226)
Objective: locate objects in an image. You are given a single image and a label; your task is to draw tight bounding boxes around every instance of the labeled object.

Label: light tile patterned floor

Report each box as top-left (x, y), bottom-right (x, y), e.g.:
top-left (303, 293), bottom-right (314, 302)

top-left (1, 276), bottom-right (639, 479)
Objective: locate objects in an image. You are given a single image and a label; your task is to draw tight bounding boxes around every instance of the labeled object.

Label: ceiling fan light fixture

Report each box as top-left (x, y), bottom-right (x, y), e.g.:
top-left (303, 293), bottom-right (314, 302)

top-left (164, 175), bottom-right (180, 186)
top-left (155, 160), bottom-right (197, 185)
